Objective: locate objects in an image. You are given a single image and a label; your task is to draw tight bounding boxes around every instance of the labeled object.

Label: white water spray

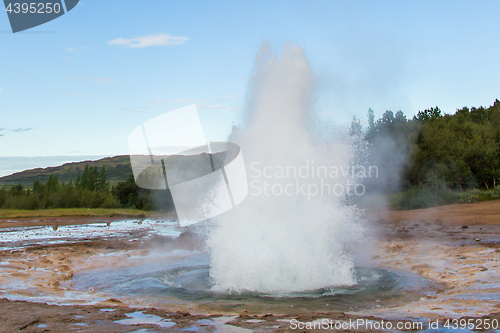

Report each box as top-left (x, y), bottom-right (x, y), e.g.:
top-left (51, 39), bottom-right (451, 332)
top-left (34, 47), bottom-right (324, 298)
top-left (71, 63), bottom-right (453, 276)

top-left (207, 41), bottom-right (365, 294)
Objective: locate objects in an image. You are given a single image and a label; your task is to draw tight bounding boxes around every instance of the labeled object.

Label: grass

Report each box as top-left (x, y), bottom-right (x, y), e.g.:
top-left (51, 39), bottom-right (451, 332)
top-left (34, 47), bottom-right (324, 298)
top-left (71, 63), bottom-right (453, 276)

top-left (0, 208), bottom-right (155, 219)
top-left (390, 186), bottom-right (500, 210)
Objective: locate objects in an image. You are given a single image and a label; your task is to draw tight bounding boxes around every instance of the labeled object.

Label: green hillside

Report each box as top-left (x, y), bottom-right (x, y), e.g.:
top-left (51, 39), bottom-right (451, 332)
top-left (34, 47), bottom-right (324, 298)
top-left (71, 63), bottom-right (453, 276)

top-left (0, 156), bottom-right (133, 186)
top-left (0, 152), bottom-right (229, 211)
top-left (0, 151), bottom-right (229, 188)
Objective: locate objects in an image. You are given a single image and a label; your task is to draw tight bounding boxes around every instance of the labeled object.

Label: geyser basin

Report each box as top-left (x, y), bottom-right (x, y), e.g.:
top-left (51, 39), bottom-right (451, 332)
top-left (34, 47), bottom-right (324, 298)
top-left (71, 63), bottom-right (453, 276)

top-left (73, 236), bottom-right (439, 314)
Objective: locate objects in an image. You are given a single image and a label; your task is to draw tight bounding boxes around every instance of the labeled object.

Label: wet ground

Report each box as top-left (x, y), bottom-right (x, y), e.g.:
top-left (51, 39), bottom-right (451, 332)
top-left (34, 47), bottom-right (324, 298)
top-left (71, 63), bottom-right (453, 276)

top-left (2, 202), bottom-right (500, 332)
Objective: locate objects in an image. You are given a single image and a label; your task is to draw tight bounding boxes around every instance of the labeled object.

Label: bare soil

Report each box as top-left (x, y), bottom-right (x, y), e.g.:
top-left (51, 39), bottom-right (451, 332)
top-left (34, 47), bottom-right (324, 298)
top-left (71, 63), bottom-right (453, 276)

top-left (373, 200), bottom-right (500, 226)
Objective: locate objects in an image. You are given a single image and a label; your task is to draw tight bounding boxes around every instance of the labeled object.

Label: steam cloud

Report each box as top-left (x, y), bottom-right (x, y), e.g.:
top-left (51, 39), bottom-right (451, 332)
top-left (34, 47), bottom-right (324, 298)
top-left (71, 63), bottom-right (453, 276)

top-left (206, 42), bottom-right (365, 294)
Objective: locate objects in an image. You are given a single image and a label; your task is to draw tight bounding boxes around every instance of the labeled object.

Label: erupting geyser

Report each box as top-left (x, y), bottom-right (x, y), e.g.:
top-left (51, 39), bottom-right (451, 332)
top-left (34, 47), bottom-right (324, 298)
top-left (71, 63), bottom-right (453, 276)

top-left (206, 42), bottom-right (366, 294)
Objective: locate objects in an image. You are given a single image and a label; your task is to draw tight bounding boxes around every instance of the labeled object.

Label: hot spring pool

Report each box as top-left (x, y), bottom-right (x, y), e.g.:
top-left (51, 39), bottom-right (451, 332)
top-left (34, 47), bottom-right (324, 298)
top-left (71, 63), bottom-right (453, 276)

top-left (73, 246), bottom-right (440, 314)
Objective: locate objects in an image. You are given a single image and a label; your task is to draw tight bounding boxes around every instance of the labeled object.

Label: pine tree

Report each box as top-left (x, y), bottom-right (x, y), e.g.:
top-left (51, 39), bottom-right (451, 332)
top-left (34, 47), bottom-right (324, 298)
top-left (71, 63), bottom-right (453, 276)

top-left (75, 173), bottom-right (81, 188)
top-left (91, 166), bottom-right (99, 191)
top-left (97, 166), bottom-right (109, 192)
top-left (46, 175), bottom-right (60, 193)
top-left (349, 116), bottom-right (362, 136)
top-left (33, 179), bottom-right (45, 194)
top-left (414, 106), bottom-right (442, 122)
top-left (366, 108), bottom-right (375, 140)
top-left (81, 165), bottom-right (90, 190)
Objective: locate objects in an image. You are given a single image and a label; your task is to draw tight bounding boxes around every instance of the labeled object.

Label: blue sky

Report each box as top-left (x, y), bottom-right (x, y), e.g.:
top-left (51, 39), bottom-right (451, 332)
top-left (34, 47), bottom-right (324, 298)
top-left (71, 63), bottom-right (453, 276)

top-left (1, 1), bottom-right (499, 175)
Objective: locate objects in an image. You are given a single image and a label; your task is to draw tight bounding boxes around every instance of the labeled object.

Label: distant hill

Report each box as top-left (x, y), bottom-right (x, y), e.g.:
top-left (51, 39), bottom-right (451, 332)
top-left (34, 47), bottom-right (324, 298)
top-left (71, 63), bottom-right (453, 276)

top-left (0, 155), bottom-right (134, 186)
top-left (0, 151), bottom-right (229, 187)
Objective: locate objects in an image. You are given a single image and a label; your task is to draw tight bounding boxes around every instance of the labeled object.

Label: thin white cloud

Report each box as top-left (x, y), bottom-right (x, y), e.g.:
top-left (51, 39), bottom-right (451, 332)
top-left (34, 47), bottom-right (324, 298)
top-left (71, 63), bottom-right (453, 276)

top-left (142, 98), bottom-right (170, 105)
top-left (142, 98), bottom-right (207, 105)
top-left (197, 104), bottom-right (238, 111)
top-left (70, 76), bottom-right (119, 84)
top-left (217, 95), bottom-right (235, 99)
top-left (13, 128), bottom-right (34, 132)
top-left (63, 91), bottom-right (84, 96)
top-left (62, 91), bottom-right (106, 98)
top-left (0, 53), bottom-right (5, 56)
top-left (64, 46), bottom-right (88, 53)
top-left (108, 33), bottom-right (189, 48)
top-left (118, 108), bottom-right (149, 113)
top-left (0, 134), bottom-right (4, 137)
top-left (175, 99), bottom-right (205, 103)
top-left (0, 88), bottom-right (3, 93)
top-left (141, 99), bottom-right (235, 110)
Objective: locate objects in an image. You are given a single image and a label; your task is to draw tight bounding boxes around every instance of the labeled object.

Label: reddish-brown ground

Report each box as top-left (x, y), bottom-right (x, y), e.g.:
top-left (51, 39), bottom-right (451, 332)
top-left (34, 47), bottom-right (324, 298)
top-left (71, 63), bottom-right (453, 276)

top-left (372, 200), bottom-right (500, 226)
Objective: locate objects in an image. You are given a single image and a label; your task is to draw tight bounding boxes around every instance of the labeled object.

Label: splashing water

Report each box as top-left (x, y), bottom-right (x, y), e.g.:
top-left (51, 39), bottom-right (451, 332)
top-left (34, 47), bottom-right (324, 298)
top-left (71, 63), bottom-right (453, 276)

top-left (206, 42), bottom-right (365, 294)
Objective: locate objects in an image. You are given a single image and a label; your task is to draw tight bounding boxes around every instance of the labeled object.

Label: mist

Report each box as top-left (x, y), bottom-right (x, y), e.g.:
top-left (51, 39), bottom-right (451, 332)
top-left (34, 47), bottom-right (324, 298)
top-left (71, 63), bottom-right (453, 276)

top-left (206, 41), bottom-right (366, 294)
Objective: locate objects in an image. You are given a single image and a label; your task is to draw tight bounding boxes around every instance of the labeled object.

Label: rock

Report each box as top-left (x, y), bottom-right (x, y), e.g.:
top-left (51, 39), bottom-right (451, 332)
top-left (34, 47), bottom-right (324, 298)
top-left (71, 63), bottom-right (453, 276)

top-left (105, 298), bottom-right (123, 304)
top-left (461, 225), bottom-right (468, 229)
top-left (435, 219), bottom-right (443, 225)
top-left (174, 310), bottom-right (191, 318)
